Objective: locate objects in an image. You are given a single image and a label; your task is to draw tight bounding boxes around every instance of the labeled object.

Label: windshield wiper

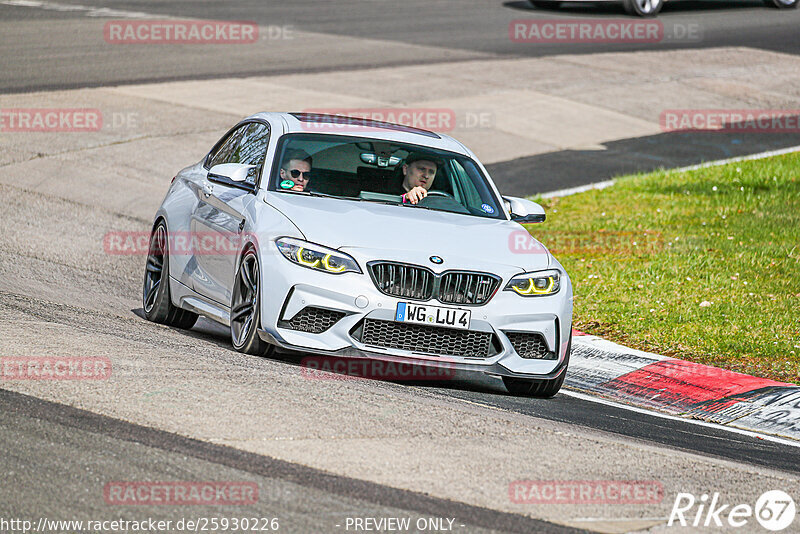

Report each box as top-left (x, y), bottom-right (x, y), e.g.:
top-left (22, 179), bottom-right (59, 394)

top-left (398, 202), bottom-right (438, 212)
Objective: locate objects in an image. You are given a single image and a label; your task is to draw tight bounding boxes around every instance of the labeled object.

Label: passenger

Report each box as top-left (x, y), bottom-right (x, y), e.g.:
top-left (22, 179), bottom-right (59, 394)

top-left (279, 149), bottom-right (313, 192)
top-left (390, 152), bottom-right (439, 204)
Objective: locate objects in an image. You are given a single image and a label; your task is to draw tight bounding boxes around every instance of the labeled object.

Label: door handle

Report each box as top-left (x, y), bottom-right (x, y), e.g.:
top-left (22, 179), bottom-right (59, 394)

top-left (203, 182), bottom-right (214, 197)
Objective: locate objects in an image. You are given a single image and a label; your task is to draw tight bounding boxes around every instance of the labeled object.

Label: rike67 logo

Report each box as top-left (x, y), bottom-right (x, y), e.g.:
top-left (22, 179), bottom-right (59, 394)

top-left (669, 490), bottom-right (796, 531)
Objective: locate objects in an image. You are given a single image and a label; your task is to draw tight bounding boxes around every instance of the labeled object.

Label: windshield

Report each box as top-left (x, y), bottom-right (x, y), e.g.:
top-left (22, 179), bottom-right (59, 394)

top-left (268, 134), bottom-right (505, 220)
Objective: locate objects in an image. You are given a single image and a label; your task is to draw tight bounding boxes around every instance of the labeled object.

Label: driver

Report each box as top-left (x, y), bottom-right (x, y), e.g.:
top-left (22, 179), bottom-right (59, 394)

top-left (279, 149), bottom-right (313, 192)
top-left (391, 152), bottom-right (439, 205)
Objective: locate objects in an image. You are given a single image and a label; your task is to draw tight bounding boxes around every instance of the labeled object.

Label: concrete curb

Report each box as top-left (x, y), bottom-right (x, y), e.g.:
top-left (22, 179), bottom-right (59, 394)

top-left (565, 330), bottom-right (800, 441)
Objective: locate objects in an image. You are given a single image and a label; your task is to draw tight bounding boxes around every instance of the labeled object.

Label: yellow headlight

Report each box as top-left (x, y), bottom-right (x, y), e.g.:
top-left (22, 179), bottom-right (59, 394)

top-left (511, 276), bottom-right (555, 295)
top-left (505, 270), bottom-right (561, 297)
top-left (322, 254), bottom-right (346, 273)
top-left (296, 247), bottom-right (320, 267)
top-left (276, 237), bottom-right (362, 275)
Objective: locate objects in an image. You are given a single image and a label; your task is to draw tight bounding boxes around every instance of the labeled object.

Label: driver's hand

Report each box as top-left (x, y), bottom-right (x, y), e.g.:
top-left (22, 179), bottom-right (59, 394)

top-left (405, 186), bottom-right (427, 204)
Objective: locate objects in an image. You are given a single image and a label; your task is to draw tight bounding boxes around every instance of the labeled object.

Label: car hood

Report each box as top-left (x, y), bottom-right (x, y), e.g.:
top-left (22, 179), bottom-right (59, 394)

top-left (265, 193), bottom-right (552, 274)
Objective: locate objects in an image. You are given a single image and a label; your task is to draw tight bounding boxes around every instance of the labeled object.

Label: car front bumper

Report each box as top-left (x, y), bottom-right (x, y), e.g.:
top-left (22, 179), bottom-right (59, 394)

top-left (258, 254), bottom-right (573, 380)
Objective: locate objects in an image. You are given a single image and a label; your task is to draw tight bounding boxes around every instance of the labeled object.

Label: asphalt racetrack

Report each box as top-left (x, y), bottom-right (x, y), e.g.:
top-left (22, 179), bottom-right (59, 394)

top-left (1, 1), bottom-right (799, 532)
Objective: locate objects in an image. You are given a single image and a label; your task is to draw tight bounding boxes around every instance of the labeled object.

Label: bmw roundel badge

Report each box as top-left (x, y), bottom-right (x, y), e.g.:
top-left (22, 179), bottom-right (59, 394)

top-left (429, 256), bottom-right (444, 264)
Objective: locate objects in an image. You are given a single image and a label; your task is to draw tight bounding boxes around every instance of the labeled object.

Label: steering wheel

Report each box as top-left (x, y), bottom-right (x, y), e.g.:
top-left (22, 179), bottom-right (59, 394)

top-left (416, 190), bottom-right (470, 214)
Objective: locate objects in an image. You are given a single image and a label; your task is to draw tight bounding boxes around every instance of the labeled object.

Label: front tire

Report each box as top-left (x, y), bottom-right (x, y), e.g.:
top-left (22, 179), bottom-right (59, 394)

top-left (623, 0), bottom-right (663, 16)
top-left (503, 334), bottom-right (571, 398)
top-left (142, 221), bottom-right (198, 329)
top-left (230, 248), bottom-right (272, 355)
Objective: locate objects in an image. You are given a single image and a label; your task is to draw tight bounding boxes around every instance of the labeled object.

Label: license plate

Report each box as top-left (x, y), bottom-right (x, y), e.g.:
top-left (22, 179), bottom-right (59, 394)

top-left (395, 302), bottom-right (471, 330)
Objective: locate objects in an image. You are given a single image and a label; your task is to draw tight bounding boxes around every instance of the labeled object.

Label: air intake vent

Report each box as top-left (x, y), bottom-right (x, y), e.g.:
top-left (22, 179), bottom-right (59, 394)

top-left (358, 318), bottom-right (495, 358)
top-left (439, 272), bottom-right (500, 305)
top-left (368, 262), bottom-right (500, 306)
top-left (368, 262), bottom-right (435, 300)
top-left (504, 332), bottom-right (555, 360)
top-left (278, 307), bottom-right (346, 334)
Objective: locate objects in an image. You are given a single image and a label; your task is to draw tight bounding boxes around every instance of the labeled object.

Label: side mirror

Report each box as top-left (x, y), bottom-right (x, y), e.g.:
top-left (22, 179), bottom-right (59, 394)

top-left (208, 163), bottom-right (256, 184)
top-left (504, 196), bottom-right (546, 224)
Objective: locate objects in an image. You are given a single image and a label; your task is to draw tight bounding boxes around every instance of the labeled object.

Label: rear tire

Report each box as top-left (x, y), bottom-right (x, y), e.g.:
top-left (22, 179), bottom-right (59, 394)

top-left (503, 333), bottom-right (571, 398)
top-left (142, 221), bottom-right (199, 330)
top-left (230, 248), bottom-right (272, 356)
top-left (763, 0), bottom-right (797, 8)
top-left (623, 0), bottom-right (663, 16)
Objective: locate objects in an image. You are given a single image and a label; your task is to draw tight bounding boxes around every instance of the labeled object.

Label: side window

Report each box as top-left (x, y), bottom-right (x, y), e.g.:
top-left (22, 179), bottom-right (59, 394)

top-left (235, 123), bottom-right (270, 166)
top-left (207, 125), bottom-right (247, 169)
top-left (234, 123), bottom-right (271, 184)
top-left (449, 159), bottom-right (481, 207)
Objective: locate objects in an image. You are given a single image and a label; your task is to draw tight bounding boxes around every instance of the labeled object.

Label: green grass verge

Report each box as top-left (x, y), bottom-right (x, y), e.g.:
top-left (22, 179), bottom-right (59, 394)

top-left (529, 152), bottom-right (800, 384)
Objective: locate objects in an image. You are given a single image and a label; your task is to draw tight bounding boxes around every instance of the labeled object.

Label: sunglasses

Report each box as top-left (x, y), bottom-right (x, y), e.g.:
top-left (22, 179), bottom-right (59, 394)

top-left (288, 169), bottom-right (311, 179)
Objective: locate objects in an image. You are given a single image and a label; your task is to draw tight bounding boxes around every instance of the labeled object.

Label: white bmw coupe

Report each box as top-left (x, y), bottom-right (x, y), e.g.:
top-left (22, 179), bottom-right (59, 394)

top-left (143, 112), bottom-right (573, 397)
